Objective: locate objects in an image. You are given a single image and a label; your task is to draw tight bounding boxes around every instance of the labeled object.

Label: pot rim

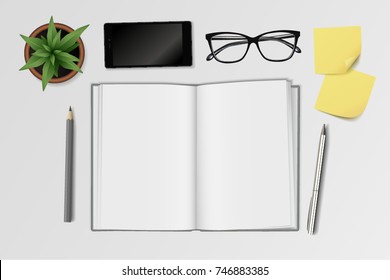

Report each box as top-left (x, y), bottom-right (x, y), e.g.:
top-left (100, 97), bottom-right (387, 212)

top-left (24, 22), bottom-right (85, 83)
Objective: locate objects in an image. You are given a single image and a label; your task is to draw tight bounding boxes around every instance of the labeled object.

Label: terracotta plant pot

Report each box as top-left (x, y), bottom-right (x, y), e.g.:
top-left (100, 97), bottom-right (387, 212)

top-left (24, 23), bottom-right (85, 83)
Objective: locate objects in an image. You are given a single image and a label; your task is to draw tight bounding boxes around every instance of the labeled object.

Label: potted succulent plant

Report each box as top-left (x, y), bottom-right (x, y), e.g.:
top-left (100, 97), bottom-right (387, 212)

top-left (20, 17), bottom-right (89, 91)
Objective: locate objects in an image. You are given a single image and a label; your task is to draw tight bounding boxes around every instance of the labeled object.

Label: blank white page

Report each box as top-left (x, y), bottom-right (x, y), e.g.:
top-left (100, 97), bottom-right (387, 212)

top-left (93, 84), bottom-right (196, 230)
top-left (196, 80), bottom-right (293, 230)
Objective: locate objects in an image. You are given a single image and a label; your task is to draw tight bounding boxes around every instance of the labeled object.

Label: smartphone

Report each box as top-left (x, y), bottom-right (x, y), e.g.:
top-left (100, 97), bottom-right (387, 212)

top-left (104, 21), bottom-right (192, 68)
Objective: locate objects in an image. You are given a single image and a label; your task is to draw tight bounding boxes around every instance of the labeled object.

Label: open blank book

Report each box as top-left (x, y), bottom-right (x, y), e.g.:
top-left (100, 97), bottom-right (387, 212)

top-left (92, 80), bottom-right (299, 231)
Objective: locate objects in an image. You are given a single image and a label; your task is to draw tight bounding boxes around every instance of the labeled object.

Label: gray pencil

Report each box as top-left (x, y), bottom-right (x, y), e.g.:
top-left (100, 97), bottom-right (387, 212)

top-left (64, 106), bottom-right (73, 222)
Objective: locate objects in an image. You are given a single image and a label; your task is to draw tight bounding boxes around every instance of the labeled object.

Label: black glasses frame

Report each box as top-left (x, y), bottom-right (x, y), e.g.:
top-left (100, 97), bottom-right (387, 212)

top-left (205, 30), bottom-right (301, 63)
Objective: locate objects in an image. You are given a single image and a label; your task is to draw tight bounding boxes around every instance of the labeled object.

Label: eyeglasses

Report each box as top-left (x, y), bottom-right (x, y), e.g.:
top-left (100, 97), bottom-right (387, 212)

top-left (205, 30), bottom-right (302, 63)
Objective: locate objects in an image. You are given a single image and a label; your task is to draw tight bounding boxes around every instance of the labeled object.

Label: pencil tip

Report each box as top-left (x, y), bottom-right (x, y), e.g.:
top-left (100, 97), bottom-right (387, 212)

top-left (69, 106), bottom-right (72, 111)
top-left (322, 124), bottom-right (326, 135)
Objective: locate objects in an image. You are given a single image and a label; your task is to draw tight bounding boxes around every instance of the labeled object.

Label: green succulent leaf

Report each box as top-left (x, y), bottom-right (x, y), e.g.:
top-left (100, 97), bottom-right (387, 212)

top-left (58, 24), bottom-right (89, 51)
top-left (42, 60), bottom-right (55, 91)
top-left (62, 42), bottom-right (79, 53)
top-left (20, 35), bottom-right (43, 51)
top-left (47, 16), bottom-right (57, 47)
top-left (41, 36), bottom-right (48, 45)
top-left (55, 51), bottom-right (79, 62)
top-left (19, 55), bottom-right (47, 70)
top-left (53, 60), bottom-right (60, 77)
top-left (32, 49), bottom-right (51, 58)
top-left (42, 44), bottom-right (51, 52)
top-left (58, 60), bottom-right (82, 73)
top-left (50, 54), bottom-right (56, 65)
top-left (52, 30), bottom-right (62, 49)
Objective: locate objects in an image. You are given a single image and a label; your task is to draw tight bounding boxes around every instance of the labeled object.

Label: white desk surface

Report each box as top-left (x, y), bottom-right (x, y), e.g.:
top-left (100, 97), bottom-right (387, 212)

top-left (1, 0), bottom-right (389, 259)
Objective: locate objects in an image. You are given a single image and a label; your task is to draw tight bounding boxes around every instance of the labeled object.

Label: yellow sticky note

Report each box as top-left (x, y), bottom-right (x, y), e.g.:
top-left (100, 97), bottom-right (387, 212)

top-left (315, 70), bottom-right (375, 118)
top-left (314, 26), bottom-right (361, 74)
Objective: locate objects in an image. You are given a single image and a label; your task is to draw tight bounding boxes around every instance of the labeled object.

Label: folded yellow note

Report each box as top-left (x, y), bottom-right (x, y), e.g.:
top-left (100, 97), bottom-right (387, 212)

top-left (314, 26), bottom-right (361, 74)
top-left (315, 70), bottom-right (375, 118)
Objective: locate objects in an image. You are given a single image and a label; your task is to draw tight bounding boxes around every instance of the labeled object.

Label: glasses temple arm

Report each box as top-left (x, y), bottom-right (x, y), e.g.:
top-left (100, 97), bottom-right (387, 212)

top-left (206, 40), bottom-right (247, 61)
top-left (258, 36), bottom-right (302, 53)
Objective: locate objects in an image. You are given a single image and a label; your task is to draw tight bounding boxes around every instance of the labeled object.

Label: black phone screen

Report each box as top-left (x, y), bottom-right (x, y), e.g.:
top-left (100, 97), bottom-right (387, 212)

top-left (104, 21), bottom-right (192, 68)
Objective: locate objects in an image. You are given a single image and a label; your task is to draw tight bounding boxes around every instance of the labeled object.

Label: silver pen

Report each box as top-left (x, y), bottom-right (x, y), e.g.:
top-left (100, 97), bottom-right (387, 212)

top-left (307, 124), bottom-right (327, 235)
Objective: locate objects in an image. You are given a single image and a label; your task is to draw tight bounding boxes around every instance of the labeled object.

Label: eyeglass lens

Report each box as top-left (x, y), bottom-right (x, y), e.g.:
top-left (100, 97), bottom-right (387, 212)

top-left (210, 34), bottom-right (248, 63)
top-left (258, 31), bottom-right (296, 61)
